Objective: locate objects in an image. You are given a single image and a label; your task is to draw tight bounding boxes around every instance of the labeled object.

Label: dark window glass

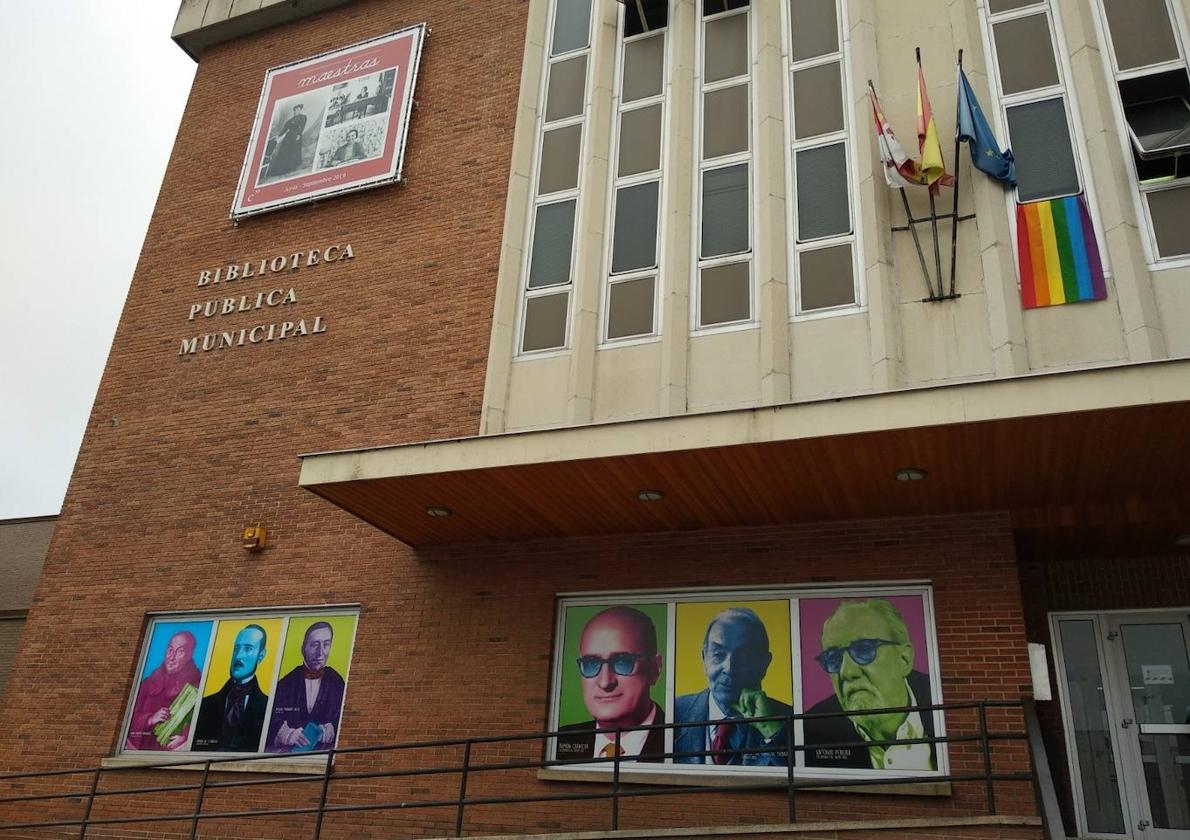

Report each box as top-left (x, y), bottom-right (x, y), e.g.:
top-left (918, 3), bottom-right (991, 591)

top-left (703, 84), bottom-right (750, 158)
top-left (546, 56), bottom-right (587, 122)
top-left (988, 0), bottom-right (1039, 10)
top-left (612, 182), bottom-right (660, 273)
top-left (623, 33), bottom-right (665, 102)
top-left (701, 163), bottom-right (749, 257)
top-left (539, 124), bottom-right (582, 194)
top-left (1147, 185), bottom-right (1190, 258)
top-left (705, 13), bottom-right (748, 82)
top-left (796, 143), bottom-right (850, 240)
top-left (789, 0), bottom-right (838, 62)
top-left (1006, 98), bottom-right (1080, 202)
top-left (1102, 0), bottom-right (1178, 71)
top-left (799, 244), bottom-right (855, 310)
top-left (528, 200), bottom-right (577, 288)
top-left (607, 276), bottom-right (656, 338)
top-left (522, 292), bottom-right (570, 351)
top-left (703, 0), bottom-right (749, 14)
top-left (552, 0), bottom-right (593, 55)
top-left (793, 61), bottom-right (843, 139)
top-left (625, 0), bottom-right (669, 37)
top-left (699, 261), bottom-right (750, 325)
top-left (619, 104), bottom-right (663, 176)
top-left (993, 14), bottom-right (1059, 95)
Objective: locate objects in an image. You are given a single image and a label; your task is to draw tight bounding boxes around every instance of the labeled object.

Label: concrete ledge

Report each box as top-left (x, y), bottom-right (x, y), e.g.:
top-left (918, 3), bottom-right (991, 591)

top-left (537, 767), bottom-right (951, 796)
top-left (426, 814), bottom-right (1042, 840)
top-left (100, 755), bottom-right (327, 775)
top-left (172, 0), bottom-right (355, 60)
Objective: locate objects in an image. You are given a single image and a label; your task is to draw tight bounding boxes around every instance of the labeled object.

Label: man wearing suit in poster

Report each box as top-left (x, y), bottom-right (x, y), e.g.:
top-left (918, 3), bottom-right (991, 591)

top-left (674, 608), bottom-right (791, 766)
top-left (556, 607), bottom-right (665, 761)
top-left (267, 621), bottom-right (347, 753)
top-left (803, 599), bottom-right (937, 770)
top-left (193, 624), bottom-right (270, 752)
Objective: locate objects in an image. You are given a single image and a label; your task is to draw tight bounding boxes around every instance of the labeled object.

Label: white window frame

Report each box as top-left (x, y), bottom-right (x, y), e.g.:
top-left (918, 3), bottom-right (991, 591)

top-left (600, 11), bottom-right (671, 348)
top-left (690, 3), bottom-right (757, 336)
top-left (781, 0), bottom-right (866, 321)
top-left (515, 0), bottom-right (595, 359)
top-left (976, 0), bottom-right (1112, 282)
top-left (1087, 0), bottom-right (1190, 269)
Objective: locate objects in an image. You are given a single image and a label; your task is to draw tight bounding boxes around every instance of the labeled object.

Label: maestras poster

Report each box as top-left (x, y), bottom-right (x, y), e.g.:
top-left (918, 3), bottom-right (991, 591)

top-left (231, 25), bottom-right (425, 218)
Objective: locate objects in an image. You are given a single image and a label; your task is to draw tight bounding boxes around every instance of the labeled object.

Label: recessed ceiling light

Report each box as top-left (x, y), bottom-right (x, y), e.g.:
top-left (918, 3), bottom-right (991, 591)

top-left (1175, 533), bottom-right (1190, 548)
top-left (637, 489), bottom-right (665, 502)
top-left (893, 467), bottom-right (927, 482)
top-left (425, 506), bottom-right (453, 517)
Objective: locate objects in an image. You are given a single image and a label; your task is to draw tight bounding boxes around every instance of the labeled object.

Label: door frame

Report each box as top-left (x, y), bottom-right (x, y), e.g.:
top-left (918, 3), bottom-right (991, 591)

top-left (1051, 608), bottom-right (1190, 840)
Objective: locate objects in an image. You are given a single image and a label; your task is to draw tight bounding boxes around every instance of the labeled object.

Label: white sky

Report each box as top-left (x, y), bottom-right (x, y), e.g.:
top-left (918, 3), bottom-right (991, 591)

top-left (0, 3), bottom-right (196, 518)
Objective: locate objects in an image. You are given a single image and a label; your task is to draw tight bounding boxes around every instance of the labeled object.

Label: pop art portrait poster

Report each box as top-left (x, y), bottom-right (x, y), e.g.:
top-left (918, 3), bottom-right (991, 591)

top-left (191, 617), bottom-right (284, 753)
top-left (231, 25), bottom-right (425, 218)
top-left (798, 593), bottom-right (940, 772)
top-left (673, 600), bottom-right (793, 767)
top-left (265, 613), bottom-right (359, 754)
top-left (554, 603), bottom-right (668, 763)
top-left (124, 620), bottom-right (213, 751)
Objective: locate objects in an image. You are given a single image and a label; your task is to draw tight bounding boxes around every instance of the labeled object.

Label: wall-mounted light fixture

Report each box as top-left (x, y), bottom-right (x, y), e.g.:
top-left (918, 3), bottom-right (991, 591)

top-left (893, 467), bottom-right (928, 483)
top-left (637, 489), bottom-right (665, 502)
top-left (241, 525), bottom-right (266, 552)
top-left (426, 506), bottom-right (453, 518)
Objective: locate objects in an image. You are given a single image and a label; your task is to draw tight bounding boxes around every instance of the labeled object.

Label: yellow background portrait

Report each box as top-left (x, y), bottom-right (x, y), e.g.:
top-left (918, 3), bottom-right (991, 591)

top-left (674, 600), bottom-right (793, 705)
top-left (203, 617), bottom-right (284, 697)
top-left (277, 614), bottom-right (358, 682)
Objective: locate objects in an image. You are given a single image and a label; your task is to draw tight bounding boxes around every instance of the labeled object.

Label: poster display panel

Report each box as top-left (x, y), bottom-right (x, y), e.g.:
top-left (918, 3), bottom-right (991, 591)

top-left (119, 609), bottom-right (360, 759)
top-left (549, 586), bottom-right (943, 781)
top-left (231, 25), bottom-right (425, 218)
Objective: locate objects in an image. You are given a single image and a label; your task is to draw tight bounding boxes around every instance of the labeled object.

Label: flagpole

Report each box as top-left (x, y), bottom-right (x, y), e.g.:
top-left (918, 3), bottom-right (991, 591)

top-left (869, 78), bottom-right (936, 299)
top-left (919, 47), bottom-right (945, 301)
top-left (948, 49), bottom-right (964, 298)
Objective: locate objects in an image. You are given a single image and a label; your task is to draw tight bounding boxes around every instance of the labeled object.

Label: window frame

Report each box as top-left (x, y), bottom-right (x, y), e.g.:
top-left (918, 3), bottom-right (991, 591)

top-left (690, 2), bottom-right (757, 336)
top-left (782, 0), bottom-right (866, 321)
top-left (975, 0), bottom-right (1112, 282)
top-left (1088, 0), bottom-right (1190, 268)
top-left (600, 13), bottom-right (671, 348)
top-left (515, 0), bottom-right (596, 359)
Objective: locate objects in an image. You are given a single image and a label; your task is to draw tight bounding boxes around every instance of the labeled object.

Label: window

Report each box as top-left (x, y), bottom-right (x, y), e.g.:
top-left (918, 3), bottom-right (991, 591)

top-left (785, 0), bottom-right (861, 315)
top-left (519, 0), bottom-right (594, 354)
top-left (1093, 0), bottom-right (1190, 260)
top-left (982, 0), bottom-right (1084, 204)
top-left (603, 2), bottom-right (668, 343)
top-left (695, 1), bottom-right (753, 329)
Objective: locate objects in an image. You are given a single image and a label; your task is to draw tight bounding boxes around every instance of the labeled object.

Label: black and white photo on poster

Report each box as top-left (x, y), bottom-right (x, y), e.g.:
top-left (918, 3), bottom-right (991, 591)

top-left (256, 88), bottom-right (330, 185)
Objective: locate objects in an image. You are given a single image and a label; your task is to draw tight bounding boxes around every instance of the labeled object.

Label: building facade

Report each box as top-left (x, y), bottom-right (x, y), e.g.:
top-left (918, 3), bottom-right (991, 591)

top-left (1, 0), bottom-right (1189, 838)
top-left (0, 516), bottom-right (55, 698)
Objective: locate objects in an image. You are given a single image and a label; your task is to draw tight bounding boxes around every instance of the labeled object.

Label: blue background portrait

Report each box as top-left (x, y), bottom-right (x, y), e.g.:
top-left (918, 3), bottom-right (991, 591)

top-left (140, 620), bottom-right (214, 681)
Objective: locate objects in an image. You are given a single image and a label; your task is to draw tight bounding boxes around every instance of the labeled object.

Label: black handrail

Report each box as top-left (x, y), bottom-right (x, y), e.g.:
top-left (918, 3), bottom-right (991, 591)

top-left (0, 699), bottom-right (1058, 840)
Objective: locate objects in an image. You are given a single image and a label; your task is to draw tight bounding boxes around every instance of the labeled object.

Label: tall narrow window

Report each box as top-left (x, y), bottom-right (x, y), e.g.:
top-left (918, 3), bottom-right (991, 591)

top-left (786, 0), bottom-right (860, 315)
top-left (604, 1), bottom-right (668, 342)
top-left (695, 0), bottom-right (753, 329)
top-left (1093, 0), bottom-right (1190, 261)
top-left (983, 0), bottom-right (1084, 204)
top-left (520, 0), bottom-right (594, 354)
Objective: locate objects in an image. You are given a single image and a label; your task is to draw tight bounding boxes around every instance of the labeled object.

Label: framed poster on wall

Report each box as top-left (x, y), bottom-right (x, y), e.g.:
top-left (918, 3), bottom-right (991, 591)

top-left (230, 24), bottom-right (426, 218)
top-left (548, 584), bottom-right (944, 781)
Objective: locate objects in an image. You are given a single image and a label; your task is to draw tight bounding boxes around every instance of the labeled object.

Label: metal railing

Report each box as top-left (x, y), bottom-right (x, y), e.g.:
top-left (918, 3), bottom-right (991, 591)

top-left (0, 698), bottom-right (1062, 839)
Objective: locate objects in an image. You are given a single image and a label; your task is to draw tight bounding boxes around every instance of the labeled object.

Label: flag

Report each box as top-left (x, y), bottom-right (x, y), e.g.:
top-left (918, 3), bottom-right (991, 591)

top-left (1016, 195), bottom-right (1106, 308)
top-left (916, 63), bottom-right (954, 195)
top-left (870, 88), bottom-right (924, 188)
top-left (957, 67), bottom-right (1016, 184)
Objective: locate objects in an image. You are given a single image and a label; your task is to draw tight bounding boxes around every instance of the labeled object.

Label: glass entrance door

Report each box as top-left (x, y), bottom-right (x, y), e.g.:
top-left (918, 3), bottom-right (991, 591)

top-left (1107, 614), bottom-right (1190, 839)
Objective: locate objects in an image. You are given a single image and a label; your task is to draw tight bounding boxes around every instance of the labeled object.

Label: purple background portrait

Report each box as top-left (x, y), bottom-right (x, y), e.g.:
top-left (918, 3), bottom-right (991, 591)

top-left (798, 595), bottom-right (929, 711)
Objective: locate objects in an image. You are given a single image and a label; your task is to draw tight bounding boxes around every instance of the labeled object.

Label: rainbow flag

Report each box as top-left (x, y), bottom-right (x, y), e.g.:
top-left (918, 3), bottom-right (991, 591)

top-left (1016, 194), bottom-right (1106, 308)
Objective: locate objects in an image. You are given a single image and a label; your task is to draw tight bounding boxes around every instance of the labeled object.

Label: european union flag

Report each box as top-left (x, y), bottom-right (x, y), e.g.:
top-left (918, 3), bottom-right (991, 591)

top-left (957, 68), bottom-right (1016, 185)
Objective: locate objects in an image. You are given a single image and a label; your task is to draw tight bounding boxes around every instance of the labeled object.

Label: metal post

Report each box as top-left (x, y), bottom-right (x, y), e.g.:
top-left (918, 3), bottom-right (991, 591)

top-left (949, 49), bottom-right (964, 298)
top-left (785, 714), bottom-right (796, 824)
top-left (927, 190), bottom-right (945, 301)
top-left (455, 740), bottom-right (472, 838)
top-left (611, 729), bottom-right (622, 831)
top-left (77, 768), bottom-right (101, 840)
top-left (979, 701), bottom-right (996, 815)
top-left (189, 760), bottom-right (211, 840)
top-left (900, 189), bottom-right (938, 299)
top-left (310, 748), bottom-right (335, 840)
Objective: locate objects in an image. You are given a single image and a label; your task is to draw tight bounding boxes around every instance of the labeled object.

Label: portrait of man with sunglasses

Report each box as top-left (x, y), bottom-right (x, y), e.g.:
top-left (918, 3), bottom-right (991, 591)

top-left (674, 607), bottom-right (791, 766)
top-left (803, 598), bottom-right (936, 771)
top-left (556, 607), bottom-right (665, 762)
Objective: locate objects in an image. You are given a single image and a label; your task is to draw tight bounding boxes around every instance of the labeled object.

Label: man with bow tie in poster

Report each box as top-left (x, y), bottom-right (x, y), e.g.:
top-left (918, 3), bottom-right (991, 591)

top-left (193, 625), bottom-right (270, 752)
top-left (267, 621), bottom-right (347, 753)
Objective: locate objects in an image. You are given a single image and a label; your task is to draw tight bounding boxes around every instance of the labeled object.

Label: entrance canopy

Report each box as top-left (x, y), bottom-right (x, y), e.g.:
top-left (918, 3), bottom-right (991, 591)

top-left (299, 360), bottom-right (1190, 551)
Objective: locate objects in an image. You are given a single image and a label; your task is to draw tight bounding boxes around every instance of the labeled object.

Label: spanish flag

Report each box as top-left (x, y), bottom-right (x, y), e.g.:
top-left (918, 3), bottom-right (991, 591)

top-left (916, 63), bottom-right (954, 195)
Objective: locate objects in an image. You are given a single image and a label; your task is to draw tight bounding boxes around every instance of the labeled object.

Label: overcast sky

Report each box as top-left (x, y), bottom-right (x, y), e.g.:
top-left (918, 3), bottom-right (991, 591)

top-left (0, 3), bottom-right (196, 518)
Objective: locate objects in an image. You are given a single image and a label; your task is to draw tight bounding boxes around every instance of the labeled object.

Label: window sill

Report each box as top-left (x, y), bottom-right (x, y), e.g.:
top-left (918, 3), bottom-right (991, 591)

top-left (537, 767), bottom-right (951, 796)
top-left (102, 755), bottom-right (328, 775)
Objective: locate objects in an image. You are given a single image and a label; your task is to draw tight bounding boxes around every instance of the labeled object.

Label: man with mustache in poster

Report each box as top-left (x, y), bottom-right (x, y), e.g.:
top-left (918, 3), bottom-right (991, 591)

top-left (193, 624), bottom-right (270, 752)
